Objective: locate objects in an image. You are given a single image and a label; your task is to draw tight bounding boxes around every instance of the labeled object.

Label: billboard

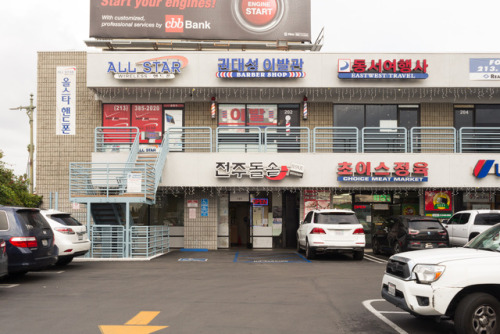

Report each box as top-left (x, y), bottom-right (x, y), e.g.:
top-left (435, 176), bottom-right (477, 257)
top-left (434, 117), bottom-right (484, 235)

top-left (90, 0), bottom-right (311, 42)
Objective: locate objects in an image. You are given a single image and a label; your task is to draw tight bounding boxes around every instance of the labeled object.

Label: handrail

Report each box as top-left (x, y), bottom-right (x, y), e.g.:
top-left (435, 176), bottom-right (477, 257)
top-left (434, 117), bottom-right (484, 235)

top-left (69, 162), bottom-right (156, 202)
top-left (216, 127), bottom-right (262, 152)
top-left (410, 127), bottom-right (456, 153)
top-left (166, 127), bottom-right (212, 152)
top-left (94, 127), bottom-right (140, 153)
top-left (459, 127), bottom-right (500, 153)
top-left (362, 127), bottom-right (408, 153)
top-left (313, 127), bottom-right (359, 153)
top-left (264, 127), bottom-right (310, 152)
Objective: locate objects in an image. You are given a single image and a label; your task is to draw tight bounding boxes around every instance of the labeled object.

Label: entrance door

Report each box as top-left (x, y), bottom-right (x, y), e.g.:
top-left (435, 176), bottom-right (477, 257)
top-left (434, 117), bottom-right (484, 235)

top-left (283, 192), bottom-right (300, 249)
top-left (229, 202), bottom-right (251, 248)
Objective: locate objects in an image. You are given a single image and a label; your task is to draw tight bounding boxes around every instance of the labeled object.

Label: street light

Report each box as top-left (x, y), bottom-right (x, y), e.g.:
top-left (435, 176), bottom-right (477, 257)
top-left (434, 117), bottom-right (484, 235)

top-left (10, 93), bottom-right (36, 194)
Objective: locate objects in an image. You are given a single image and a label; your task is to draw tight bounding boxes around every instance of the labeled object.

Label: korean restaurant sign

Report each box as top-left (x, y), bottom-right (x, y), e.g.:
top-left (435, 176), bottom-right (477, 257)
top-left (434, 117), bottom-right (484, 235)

top-left (337, 58), bottom-right (429, 79)
top-left (337, 161), bottom-right (429, 182)
top-left (469, 58), bottom-right (500, 80)
top-left (106, 55), bottom-right (188, 79)
top-left (90, 0), bottom-right (311, 42)
top-left (56, 67), bottom-right (76, 135)
top-left (215, 162), bottom-right (304, 180)
top-left (216, 57), bottom-right (305, 79)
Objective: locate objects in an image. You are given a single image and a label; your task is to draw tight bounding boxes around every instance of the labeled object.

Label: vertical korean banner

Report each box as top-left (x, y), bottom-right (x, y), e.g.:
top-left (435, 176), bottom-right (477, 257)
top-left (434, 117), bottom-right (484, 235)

top-left (56, 67), bottom-right (76, 135)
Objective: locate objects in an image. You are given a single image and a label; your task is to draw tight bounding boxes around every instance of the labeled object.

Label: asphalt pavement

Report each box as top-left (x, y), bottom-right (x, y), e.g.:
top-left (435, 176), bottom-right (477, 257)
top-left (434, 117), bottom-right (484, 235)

top-left (0, 249), bottom-right (456, 334)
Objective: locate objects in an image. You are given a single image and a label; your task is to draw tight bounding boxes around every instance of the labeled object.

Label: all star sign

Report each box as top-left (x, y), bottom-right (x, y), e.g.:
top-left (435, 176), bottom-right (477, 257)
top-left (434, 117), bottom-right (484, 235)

top-left (107, 55), bottom-right (188, 79)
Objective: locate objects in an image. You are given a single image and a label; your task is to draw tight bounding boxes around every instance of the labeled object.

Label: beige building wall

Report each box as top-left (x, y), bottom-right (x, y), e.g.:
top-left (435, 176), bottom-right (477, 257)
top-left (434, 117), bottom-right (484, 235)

top-left (36, 52), bottom-right (100, 219)
top-left (184, 191), bottom-right (218, 250)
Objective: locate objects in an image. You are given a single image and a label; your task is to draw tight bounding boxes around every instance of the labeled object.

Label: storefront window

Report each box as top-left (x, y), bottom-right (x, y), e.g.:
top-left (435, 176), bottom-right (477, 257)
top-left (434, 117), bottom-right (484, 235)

top-left (152, 194), bottom-right (185, 226)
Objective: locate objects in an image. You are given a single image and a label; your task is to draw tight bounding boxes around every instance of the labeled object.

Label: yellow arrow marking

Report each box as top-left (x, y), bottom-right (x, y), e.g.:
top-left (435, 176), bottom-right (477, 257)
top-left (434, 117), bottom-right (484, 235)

top-left (126, 312), bottom-right (162, 325)
top-left (99, 311), bottom-right (168, 334)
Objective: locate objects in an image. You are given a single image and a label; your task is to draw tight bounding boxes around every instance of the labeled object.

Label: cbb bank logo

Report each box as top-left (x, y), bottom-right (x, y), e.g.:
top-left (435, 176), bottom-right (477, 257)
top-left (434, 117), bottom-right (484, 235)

top-left (165, 15), bottom-right (184, 33)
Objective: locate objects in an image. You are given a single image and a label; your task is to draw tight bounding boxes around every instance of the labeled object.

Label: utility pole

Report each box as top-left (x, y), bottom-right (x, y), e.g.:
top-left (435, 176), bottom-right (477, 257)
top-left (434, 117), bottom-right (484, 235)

top-left (10, 93), bottom-right (36, 194)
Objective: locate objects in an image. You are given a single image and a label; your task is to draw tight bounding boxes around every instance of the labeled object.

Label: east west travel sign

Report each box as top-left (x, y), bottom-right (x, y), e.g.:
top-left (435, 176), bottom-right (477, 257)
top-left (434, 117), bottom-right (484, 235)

top-left (90, 0), bottom-right (311, 42)
top-left (338, 58), bottom-right (429, 79)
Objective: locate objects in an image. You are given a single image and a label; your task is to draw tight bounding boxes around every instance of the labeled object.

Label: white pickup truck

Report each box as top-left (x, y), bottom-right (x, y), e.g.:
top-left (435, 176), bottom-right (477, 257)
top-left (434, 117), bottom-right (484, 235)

top-left (443, 210), bottom-right (500, 246)
top-left (381, 223), bottom-right (500, 334)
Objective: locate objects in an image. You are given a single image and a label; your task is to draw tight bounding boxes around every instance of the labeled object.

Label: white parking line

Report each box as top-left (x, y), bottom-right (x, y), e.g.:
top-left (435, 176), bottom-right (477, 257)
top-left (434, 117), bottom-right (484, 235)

top-left (363, 299), bottom-right (409, 334)
top-left (0, 284), bottom-right (19, 288)
top-left (364, 254), bottom-right (388, 264)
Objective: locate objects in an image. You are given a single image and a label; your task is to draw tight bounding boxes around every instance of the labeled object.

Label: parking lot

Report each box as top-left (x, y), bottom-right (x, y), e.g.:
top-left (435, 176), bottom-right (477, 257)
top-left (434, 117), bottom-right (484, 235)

top-left (0, 250), bottom-right (456, 334)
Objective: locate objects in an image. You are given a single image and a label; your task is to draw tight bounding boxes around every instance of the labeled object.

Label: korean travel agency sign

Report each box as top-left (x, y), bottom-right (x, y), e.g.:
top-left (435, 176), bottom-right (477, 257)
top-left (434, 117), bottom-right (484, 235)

top-left (215, 161), bottom-right (304, 180)
top-left (106, 55), bottom-right (188, 79)
top-left (90, 0), bottom-right (311, 42)
top-left (337, 161), bottom-right (429, 183)
top-left (338, 58), bottom-right (429, 79)
top-left (216, 57), bottom-right (305, 79)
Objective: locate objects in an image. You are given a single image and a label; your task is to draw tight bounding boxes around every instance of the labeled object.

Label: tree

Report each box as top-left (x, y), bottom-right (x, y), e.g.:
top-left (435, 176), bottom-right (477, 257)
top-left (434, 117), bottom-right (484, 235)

top-left (0, 150), bottom-right (42, 207)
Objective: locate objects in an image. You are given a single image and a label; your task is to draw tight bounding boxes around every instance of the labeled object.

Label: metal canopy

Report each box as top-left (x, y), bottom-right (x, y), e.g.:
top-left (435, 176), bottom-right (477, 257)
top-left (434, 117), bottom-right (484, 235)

top-left (85, 38), bottom-right (323, 51)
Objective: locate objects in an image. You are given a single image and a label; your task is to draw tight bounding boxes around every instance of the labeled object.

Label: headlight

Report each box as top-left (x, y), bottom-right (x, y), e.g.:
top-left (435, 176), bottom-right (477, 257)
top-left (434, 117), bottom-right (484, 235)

top-left (413, 264), bottom-right (445, 284)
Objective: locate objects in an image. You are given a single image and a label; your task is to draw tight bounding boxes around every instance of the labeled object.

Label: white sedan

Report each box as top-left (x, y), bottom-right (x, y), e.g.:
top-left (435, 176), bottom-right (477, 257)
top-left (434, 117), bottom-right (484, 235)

top-left (41, 210), bottom-right (91, 265)
top-left (297, 209), bottom-right (366, 260)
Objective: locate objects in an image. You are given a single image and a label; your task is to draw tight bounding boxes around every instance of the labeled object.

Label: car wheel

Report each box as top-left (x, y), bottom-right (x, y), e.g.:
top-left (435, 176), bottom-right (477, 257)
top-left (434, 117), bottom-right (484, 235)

top-left (353, 249), bottom-right (364, 261)
top-left (454, 292), bottom-right (500, 334)
top-left (56, 257), bottom-right (73, 266)
top-left (305, 240), bottom-right (315, 260)
top-left (372, 239), bottom-right (381, 255)
top-left (393, 242), bottom-right (402, 254)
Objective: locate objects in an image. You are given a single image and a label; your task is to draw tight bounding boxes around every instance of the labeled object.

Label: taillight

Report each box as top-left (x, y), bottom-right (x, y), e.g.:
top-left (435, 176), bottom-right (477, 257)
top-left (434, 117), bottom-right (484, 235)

top-left (353, 228), bottom-right (365, 235)
top-left (438, 230), bottom-right (447, 236)
top-left (55, 227), bottom-right (75, 235)
top-left (0, 241), bottom-right (5, 254)
top-left (310, 227), bottom-right (326, 234)
top-left (10, 237), bottom-right (37, 248)
top-left (408, 229), bottom-right (419, 235)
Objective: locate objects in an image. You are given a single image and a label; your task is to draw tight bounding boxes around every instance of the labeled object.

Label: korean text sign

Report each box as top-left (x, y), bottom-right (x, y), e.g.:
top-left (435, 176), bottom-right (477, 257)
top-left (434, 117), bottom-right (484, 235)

top-left (56, 67), bottom-right (76, 135)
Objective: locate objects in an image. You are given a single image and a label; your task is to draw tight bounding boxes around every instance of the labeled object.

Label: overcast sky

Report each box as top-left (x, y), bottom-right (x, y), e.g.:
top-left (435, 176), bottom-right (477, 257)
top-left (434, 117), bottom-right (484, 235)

top-left (1, 0), bottom-right (500, 179)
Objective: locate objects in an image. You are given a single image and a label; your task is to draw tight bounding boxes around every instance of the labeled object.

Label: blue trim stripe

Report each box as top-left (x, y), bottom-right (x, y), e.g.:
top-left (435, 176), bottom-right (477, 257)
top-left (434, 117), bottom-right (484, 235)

top-left (233, 252), bottom-right (239, 262)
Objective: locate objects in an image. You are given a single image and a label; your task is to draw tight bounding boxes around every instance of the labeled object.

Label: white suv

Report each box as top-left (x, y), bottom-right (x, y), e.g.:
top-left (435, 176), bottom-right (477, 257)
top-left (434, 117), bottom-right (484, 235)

top-left (382, 223), bottom-right (500, 334)
top-left (41, 210), bottom-right (91, 265)
top-left (297, 209), bottom-right (365, 260)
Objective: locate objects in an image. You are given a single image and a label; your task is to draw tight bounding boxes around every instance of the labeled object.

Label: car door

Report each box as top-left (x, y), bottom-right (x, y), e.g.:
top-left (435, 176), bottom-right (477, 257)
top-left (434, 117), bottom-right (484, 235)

top-left (443, 213), bottom-right (460, 245)
top-left (298, 211), bottom-right (313, 247)
top-left (453, 212), bottom-right (471, 245)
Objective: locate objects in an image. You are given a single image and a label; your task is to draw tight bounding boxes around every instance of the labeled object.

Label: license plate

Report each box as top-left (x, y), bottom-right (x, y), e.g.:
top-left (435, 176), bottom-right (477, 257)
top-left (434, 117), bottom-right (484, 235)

top-left (78, 233), bottom-right (83, 241)
top-left (335, 231), bottom-right (344, 236)
top-left (42, 239), bottom-right (48, 247)
top-left (388, 282), bottom-right (396, 296)
top-left (425, 243), bottom-right (433, 249)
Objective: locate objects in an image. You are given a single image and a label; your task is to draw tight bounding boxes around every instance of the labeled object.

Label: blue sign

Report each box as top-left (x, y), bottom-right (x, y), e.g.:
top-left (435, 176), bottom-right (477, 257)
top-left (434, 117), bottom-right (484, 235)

top-left (470, 58), bottom-right (500, 80)
top-left (217, 57), bottom-right (305, 79)
top-left (201, 198), bottom-right (209, 217)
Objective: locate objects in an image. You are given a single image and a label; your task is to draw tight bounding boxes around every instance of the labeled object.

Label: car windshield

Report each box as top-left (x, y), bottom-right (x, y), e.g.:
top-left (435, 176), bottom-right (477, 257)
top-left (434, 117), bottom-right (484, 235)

top-left (475, 213), bottom-right (500, 226)
top-left (16, 210), bottom-right (51, 230)
top-left (408, 220), bottom-right (442, 230)
top-left (466, 224), bottom-right (500, 252)
top-left (50, 214), bottom-right (82, 226)
top-left (315, 213), bottom-right (359, 224)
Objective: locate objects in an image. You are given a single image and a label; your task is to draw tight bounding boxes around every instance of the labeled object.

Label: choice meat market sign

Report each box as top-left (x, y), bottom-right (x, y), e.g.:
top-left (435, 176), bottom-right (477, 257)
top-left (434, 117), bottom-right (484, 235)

top-left (337, 161), bottom-right (429, 183)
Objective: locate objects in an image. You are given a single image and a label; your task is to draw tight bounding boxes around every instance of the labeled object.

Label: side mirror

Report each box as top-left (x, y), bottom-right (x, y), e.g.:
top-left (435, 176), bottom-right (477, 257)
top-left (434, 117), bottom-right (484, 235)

top-left (442, 219), bottom-right (448, 224)
top-left (299, 221), bottom-right (304, 225)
